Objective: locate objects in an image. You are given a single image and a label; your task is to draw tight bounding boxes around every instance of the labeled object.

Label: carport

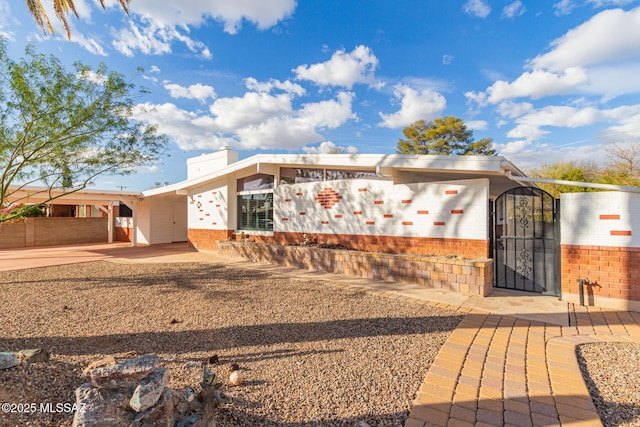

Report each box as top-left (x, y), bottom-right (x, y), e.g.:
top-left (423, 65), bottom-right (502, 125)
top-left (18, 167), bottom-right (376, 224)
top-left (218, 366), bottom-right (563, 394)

top-left (5, 186), bottom-right (143, 245)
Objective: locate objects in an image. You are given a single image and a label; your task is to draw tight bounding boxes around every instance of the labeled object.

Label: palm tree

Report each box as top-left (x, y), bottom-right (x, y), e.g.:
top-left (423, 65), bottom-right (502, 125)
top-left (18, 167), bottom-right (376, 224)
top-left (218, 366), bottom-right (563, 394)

top-left (25, 0), bottom-right (130, 38)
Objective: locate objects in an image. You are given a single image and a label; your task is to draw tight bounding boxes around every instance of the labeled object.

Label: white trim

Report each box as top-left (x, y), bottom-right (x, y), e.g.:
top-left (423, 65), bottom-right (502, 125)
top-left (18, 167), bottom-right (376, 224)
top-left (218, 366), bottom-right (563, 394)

top-left (505, 172), bottom-right (640, 193)
top-left (237, 189), bottom-right (273, 196)
top-left (235, 230), bottom-right (274, 237)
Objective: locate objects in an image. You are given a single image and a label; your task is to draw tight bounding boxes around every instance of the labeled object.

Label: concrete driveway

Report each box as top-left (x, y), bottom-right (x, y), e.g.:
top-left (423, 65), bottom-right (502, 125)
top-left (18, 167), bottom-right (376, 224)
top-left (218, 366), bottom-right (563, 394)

top-left (0, 242), bottom-right (211, 271)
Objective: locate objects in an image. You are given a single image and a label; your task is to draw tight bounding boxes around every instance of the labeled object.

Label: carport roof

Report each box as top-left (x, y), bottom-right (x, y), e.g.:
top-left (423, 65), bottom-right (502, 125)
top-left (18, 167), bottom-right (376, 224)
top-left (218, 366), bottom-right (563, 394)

top-left (6, 186), bottom-right (143, 206)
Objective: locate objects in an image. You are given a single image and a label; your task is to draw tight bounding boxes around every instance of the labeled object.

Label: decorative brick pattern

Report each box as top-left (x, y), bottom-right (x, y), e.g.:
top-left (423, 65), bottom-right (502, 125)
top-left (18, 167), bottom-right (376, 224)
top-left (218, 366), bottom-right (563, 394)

top-left (321, 221), bottom-right (329, 225)
top-left (417, 210), bottom-right (429, 215)
top-left (366, 221), bottom-right (375, 225)
top-left (402, 221), bottom-right (413, 226)
top-left (383, 214), bottom-right (393, 218)
top-left (334, 214), bottom-right (343, 219)
top-left (611, 230), bottom-right (632, 236)
top-left (354, 211), bottom-right (363, 215)
top-left (434, 221), bottom-right (446, 226)
top-left (314, 187), bottom-right (342, 209)
top-left (373, 200), bottom-right (384, 205)
top-left (445, 190), bottom-right (458, 195)
top-left (402, 200), bottom-right (412, 204)
top-left (451, 210), bottom-right (464, 214)
top-left (599, 214), bottom-right (620, 220)
top-left (217, 241), bottom-right (493, 296)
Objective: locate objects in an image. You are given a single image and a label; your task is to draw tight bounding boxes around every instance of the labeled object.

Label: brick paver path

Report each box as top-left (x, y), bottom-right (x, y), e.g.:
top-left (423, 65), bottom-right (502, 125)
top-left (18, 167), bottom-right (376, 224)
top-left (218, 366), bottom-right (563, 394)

top-left (406, 304), bottom-right (640, 427)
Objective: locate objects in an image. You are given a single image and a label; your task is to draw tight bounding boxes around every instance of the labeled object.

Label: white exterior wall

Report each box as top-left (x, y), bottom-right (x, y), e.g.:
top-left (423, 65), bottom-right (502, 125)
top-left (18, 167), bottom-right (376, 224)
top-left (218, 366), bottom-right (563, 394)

top-left (188, 179), bottom-right (231, 230)
top-left (274, 178), bottom-right (489, 239)
top-left (135, 199), bottom-right (151, 245)
top-left (561, 192), bottom-right (640, 247)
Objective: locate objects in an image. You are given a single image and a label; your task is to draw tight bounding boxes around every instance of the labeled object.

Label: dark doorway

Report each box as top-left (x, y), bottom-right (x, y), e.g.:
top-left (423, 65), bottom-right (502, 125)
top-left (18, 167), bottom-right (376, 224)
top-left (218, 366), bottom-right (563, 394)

top-left (492, 187), bottom-right (559, 295)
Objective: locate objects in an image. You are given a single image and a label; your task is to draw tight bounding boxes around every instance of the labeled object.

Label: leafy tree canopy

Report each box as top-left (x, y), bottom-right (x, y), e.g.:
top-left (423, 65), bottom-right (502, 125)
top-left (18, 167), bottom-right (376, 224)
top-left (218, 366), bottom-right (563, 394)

top-left (0, 38), bottom-right (167, 222)
top-left (396, 116), bottom-right (496, 156)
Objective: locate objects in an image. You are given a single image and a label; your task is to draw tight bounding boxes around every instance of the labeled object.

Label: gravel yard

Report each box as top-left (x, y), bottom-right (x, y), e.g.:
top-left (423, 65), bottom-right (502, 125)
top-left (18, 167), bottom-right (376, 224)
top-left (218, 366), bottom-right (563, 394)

top-left (0, 261), bottom-right (462, 426)
top-left (577, 343), bottom-right (640, 427)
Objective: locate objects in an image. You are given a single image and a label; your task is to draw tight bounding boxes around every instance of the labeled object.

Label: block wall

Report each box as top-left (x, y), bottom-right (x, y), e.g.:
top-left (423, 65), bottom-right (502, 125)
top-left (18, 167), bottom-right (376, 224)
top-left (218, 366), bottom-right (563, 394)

top-left (560, 192), bottom-right (640, 310)
top-left (0, 217), bottom-right (108, 248)
top-left (270, 178), bottom-right (490, 258)
top-left (217, 241), bottom-right (494, 296)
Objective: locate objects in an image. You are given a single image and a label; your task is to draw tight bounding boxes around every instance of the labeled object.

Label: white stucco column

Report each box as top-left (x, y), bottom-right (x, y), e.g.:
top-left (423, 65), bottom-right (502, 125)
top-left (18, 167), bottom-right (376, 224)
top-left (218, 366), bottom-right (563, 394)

top-left (132, 199), bottom-right (138, 247)
top-left (108, 201), bottom-right (114, 243)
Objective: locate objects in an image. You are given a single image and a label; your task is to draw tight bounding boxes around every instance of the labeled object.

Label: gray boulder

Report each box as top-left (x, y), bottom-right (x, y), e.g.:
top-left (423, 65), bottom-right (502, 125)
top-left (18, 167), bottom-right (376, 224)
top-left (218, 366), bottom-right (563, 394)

top-left (0, 352), bottom-right (19, 370)
top-left (86, 354), bottom-right (159, 389)
top-left (129, 367), bottom-right (169, 412)
top-left (72, 383), bottom-right (132, 427)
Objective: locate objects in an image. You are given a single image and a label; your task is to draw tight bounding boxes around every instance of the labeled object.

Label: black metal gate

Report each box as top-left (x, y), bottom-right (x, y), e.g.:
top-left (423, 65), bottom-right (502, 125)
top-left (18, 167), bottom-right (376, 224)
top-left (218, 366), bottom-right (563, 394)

top-left (492, 187), bottom-right (559, 295)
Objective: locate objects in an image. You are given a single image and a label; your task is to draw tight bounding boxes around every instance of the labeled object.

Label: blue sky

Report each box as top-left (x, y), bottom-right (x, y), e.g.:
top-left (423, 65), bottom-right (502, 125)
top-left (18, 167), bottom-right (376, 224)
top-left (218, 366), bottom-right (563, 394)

top-left (1, 0), bottom-right (640, 191)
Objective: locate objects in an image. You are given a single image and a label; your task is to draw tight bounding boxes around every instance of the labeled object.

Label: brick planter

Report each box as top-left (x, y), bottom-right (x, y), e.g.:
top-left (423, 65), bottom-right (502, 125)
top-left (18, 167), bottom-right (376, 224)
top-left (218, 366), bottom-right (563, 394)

top-left (217, 241), bottom-right (494, 297)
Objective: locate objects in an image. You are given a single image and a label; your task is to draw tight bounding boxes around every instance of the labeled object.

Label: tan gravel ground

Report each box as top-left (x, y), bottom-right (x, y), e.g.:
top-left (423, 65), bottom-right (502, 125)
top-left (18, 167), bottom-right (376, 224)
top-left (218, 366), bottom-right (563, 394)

top-left (0, 261), bottom-right (463, 426)
top-left (577, 343), bottom-right (640, 427)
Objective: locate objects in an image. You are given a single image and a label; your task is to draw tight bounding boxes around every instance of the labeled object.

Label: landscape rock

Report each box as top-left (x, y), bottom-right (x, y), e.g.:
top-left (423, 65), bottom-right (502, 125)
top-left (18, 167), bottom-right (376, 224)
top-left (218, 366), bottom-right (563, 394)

top-left (18, 348), bottom-right (50, 363)
top-left (82, 355), bottom-right (117, 375)
top-left (0, 352), bottom-right (19, 370)
top-left (129, 367), bottom-right (170, 412)
top-left (129, 388), bottom-right (187, 427)
top-left (72, 383), bottom-right (132, 427)
top-left (85, 354), bottom-right (159, 389)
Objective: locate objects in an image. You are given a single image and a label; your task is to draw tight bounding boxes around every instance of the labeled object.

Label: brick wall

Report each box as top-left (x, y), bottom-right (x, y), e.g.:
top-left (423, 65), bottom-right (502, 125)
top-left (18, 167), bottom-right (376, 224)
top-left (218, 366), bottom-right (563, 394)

top-left (560, 192), bottom-right (640, 311)
top-left (561, 245), bottom-right (640, 310)
top-left (217, 241), bottom-right (494, 296)
top-left (188, 228), bottom-right (234, 251)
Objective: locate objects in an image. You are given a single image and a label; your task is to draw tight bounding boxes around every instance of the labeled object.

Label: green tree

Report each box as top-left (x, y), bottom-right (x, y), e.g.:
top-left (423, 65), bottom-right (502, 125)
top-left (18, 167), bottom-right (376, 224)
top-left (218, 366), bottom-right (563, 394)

top-left (26, 0), bottom-right (130, 38)
top-left (527, 161), bottom-right (602, 198)
top-left (0, 38), bottom-right (167, 222)
top-left (396, 116), bottom-right (496, 155)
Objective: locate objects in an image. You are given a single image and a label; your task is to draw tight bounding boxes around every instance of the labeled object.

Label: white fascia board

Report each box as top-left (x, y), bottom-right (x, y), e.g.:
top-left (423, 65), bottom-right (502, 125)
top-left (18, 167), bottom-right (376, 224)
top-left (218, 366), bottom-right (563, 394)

top-left (141, 153), bottom-right (518, 197)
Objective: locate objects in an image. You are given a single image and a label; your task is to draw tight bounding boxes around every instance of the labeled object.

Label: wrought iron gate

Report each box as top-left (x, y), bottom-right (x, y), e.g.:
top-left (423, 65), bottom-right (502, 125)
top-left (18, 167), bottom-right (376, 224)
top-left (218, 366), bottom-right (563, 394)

top-left (492, 187), bottom-right (559, 295)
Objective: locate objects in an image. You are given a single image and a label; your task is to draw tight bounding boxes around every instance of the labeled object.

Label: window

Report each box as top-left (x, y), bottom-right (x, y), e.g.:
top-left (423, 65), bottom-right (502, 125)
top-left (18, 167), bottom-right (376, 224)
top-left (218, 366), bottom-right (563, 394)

top-left (326, 169), bottom-right (376, 180)
top-left (237, 192), bottom-right (273, 231)
top-left (280, 167), bottom-right (377, 184)
top-left (237, 173), bottom-right (274, 191)
top-left (280, 168), bottom-right (324, 184)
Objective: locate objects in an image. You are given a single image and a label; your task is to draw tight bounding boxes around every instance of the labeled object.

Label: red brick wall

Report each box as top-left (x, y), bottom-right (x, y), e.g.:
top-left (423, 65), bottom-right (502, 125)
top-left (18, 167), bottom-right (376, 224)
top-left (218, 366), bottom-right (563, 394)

top-left (561, 244), bottom-right (640, 304)
top-left (188, 228), bottom-right (234, 251)
top-left (116, 227), bottom-right (133, 242)
top-left (250, 232), bottom-right (489, 259)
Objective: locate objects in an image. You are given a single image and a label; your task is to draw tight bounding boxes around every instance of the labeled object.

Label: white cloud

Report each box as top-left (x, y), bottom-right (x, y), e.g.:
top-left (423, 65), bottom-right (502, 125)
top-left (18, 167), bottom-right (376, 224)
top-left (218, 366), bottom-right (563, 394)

top-left (531, 7), bottom-right (640, 71)
top-left (497, 101), bottom-right (534, 119)
top-left (112, 21), bottom-right (211, 58)
top-left (244, 77), bottom-right (306, 96)
top-left (149, 65), bottom-right (161, 74)
top-left (134, 89), bottom-right (356, 151)
top-left (127, 0), bottom-right (296, 35)
top-left (467, 120), bottom-right (488, 130)
top-left (293, 45), bottom-right (379, 88)
top-left (302, 141), bottom-right (359, 154)
top-left (493, 139), bottom-right (531, 155)
top-left (467, 68), bottom-right (589, 105)
top-left (164, 82), bottom-right (217, 104)
top-left (208, 92), bottom-right (294, 131)
top-left (502, 1), bottom-right (526, 18)
top-left (506, 104), bottom-right (640, 142)
top-left (378, 84), bottom-right (447, 128)
top-left (463, 0), bottom-right (491, 18)
top-left (554, 0), bottom-right (634, 16)
top-left (442, 54), bottom-right (454, 65)
top-left (109, 0), bottom-right (295, 57)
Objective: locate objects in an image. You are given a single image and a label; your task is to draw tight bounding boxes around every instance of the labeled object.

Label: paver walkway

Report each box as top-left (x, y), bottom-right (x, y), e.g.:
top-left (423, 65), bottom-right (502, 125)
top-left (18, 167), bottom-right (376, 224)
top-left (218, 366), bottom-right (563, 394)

top-left (404, 303), bottom-right (640, 427)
